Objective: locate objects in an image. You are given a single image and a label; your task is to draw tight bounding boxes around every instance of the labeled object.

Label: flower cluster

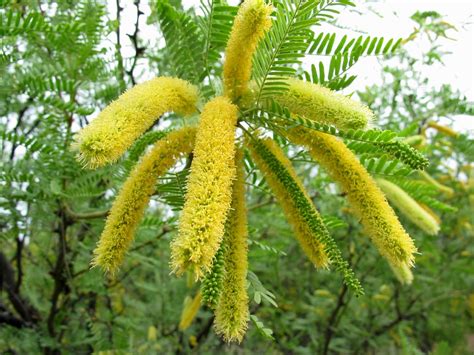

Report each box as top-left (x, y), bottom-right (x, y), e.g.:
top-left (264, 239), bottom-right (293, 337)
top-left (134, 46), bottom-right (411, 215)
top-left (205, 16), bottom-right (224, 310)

top-left (75, 0), bottom-right (433, 342)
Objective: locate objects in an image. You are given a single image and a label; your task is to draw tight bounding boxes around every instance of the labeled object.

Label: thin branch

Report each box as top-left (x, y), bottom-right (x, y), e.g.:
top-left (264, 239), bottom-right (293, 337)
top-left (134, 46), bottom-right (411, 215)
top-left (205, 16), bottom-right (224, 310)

top-left (125, 0), bottom-right (145, 85)
top-left (115, 0), bottom-right (127, 92)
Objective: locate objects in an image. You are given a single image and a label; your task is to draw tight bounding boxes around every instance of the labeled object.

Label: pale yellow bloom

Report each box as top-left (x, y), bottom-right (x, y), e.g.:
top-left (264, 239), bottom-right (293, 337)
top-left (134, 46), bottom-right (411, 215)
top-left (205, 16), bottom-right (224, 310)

top-left (215, 150), bottom-right (250, 343)
top-left (376, 178), bottom-right (440, 235)
top-left (288, 127), bottom-right (417, 276)
top-left (419, 171), bottom-right (454, 196)
top-left (403, 135), bottom-right (426, 148)
top-left (179, 291), bottom-right (202, 330)
top-left (74, 77), bottom-right (199, 168)
top-left (275, 78), bottom-right (373, 130)
top-left (390, 263), bottom-right (414, 285)
top-left (223, 0), bottom-right (272, 101)
top-left (248, 138), bottom-right (329, 268)
top-left (427, 121), bottom-right (458, 137)
top-left (92, 127), bottom-right (196, 274)
top-left (171, 97), bottom-right (238, 280)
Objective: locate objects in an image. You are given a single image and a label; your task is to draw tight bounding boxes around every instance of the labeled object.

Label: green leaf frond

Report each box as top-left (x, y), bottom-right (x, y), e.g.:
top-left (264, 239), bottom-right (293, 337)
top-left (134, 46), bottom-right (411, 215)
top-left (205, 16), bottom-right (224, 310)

top-left (308, 32), bottom-right (403, 57)
top-left (252, 0), bottom-right (320, 103)
top-left (246, 104), bottom-right (429, 171)
top-left (384, 177), bottom-right (457, 213)
top-left (124, 130), bottom-right (168, 173)
top-left (198, 1), bottom-right (237, 81)
top-left (313, 0), bottom-right (355, 24)
top-left (154, 1), bottom-right (205, 83)
top-left (0, 11), bottom-right (48, 36)
top-left (303, 33), bottom-right (402, 91)
top-left (247, 137), bottom-right (364, 295)
top-left (155, 169), bottom-right (190, 211)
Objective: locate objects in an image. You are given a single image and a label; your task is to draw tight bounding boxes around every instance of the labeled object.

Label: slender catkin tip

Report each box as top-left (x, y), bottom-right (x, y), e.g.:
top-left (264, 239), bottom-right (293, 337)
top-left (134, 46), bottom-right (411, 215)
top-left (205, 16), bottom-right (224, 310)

top-left (74, 77), bottom-right (199, 169)
top-left (170, 97), bottom-right (238, 280)
top-left (247, 137), bottom-right (363, 294)
top-left (287, 127), bottom-right (417, 279)
top-left (427, 121), bottom-right (458, 137)
top-left (215, 149), bottom-right (250, 343)
top-left (376, 178), bottom-right (440, 236)
top-left (91, 127), bottom-right (197, 274)
top-left (248, 138), bottom-right (329, 269)
top-left (223, 0), bottom-right (273, 101)
top-left (390, 263), bottom-right (414, 285)
top-left (275, 78), bottom-right (374, 130)
top-left (418, 171), bottom-right (454, 196)
top-left (179, 291), bottom-right (202, 331)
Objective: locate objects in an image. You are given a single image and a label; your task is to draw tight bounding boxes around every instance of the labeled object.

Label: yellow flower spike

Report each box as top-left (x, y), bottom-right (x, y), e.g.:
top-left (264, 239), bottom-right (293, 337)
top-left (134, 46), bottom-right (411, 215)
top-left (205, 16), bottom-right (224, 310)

top-left (390, 263), bottom-right (414, 285)
top-left (215, 149), bottom-right (250, 343)
top-left (179, 291), bottom-right (202, 331)
top-left (92, 127), bottom-right (197, 274)
top-left (275, 78), bottom-right (374, 130)
top-left (288, 127), bottom-right (417, 276)
top-left (418, 203), bottom-right (441, 225)
top-left (74, 77), bottom-right (199, 168)
top-left (171, 97), bottom-right (238, 280)
top-left (403, 135), bottom-right (426, 148)
top-left (427, 121), bottom-right (458, 137)
top-left (223, 0), bottom-right (272, 101)
top-left (376, 178), bottom-right (440, 236)
top-left (418, 171), bottom-right (454, 196)
top-left (248, 138), bottom-right (329, 268)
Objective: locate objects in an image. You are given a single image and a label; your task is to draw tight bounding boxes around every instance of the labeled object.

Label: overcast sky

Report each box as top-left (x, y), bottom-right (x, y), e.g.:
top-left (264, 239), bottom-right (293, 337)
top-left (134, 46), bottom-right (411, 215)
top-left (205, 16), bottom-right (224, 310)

top-left (110, 0), bottom-right (473, 132)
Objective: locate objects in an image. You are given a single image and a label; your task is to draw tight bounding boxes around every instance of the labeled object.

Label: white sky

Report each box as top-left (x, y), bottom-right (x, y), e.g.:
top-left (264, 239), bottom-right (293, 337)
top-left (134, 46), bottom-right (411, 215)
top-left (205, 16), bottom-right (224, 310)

top-left (110, 0), bottom-right (474, 133)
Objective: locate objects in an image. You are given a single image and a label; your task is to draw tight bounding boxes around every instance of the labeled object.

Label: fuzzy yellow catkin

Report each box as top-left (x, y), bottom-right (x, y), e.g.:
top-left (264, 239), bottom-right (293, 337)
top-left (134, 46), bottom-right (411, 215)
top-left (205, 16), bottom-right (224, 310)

top-left (248, 138), bottom-right (329, 268)
top-left (418, 171), bottom-right (454, 196)
top-left (427, 121), bottom-right (458, 137)
top-left (223, 0), bottom-right (272, 101)
top-left (390, 263), bottom-right (414, 285)
top-left (171, 97), bottom-right (238, 280)
top-left (403, 135), bottom-right (426, 148)
top-left (92, 127), bottom-right (197, 274)
top-left (288, 127), bottom-right (417, 281)
top-left (376, 178), bottom-right (440, 236)
top-left (275, 78), bottom-right (374, 130)
top-left (74, 77), bottom-right (199, 168)
top-left (215, 149), bottom-right (250, 343)
top-left (179, 291), bottom-right (202, 331)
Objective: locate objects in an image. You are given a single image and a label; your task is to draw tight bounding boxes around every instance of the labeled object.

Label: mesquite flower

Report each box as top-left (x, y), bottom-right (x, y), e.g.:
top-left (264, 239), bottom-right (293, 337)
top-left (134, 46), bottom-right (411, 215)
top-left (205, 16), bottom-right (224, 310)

top-left (288, 127), bottom-right (417, 277)
top-left (170, 97), bottom-right (238, 280)
top-left (214, 150), bottom-right (250, 343)
top-left (92, 127), bottom-right (196, 274)
top-left (376, 178), bottom-right (440, 236)
top-left (74, 77), bottom-right (198, 168)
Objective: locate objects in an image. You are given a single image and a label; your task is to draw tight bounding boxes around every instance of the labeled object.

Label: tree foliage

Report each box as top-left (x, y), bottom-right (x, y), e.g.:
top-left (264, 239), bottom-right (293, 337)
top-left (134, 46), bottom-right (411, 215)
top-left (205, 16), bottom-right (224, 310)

top-left (1, 1), bottom-right (473, 353)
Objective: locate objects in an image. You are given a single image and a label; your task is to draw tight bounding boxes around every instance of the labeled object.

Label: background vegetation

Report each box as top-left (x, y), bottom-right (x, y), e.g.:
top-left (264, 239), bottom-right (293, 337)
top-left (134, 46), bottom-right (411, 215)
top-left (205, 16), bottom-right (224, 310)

top-left (1, 0), bottom-right (473, 353)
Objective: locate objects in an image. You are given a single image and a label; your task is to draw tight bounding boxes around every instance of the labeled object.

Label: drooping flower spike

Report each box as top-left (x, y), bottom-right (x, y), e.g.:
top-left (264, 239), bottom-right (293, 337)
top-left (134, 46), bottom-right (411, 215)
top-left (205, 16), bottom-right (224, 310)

top-left (92, 127), bottom-right (196, 274)
top-left (248, 138), bottom-right (329, 269)
top-left (247, 137), bottom-right (363, 295)
top-left (170, 96), bottom-right (238, 280)
top-left (75, 0), bottom-right (437, 343)
top-left (214, 149), bottom-right (250, 343)
top-left (288, 127), bottom-right (417, 276)
top-left (74, 77), bottom-right (198, 168)
top-left (376, 178), bottom-right (440, 236)
top-left (179, 291), bottom-right (202, 331)
top-left (275, 78), bottom-right (374, 130)
top-left (223, 0), bottom-right (273, 101)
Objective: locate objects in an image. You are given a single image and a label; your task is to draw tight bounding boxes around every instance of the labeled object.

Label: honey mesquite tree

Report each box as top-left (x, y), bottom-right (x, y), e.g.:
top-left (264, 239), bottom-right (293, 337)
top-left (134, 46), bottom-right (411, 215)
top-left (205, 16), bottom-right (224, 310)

top-left (74, 0), bottom-right (438, 343)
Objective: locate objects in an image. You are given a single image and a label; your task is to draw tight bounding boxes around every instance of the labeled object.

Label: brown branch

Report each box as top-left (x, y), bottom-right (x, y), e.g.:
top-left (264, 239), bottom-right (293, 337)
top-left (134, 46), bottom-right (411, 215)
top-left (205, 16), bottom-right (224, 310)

top-left (125, 0), bottom-right (145, 85)
top-left (322, 283), bottom-right (348, 355)
top-left (63, 203), bottom-right (109, 221)
top-left (115, 0), bottom-right (127, 92)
